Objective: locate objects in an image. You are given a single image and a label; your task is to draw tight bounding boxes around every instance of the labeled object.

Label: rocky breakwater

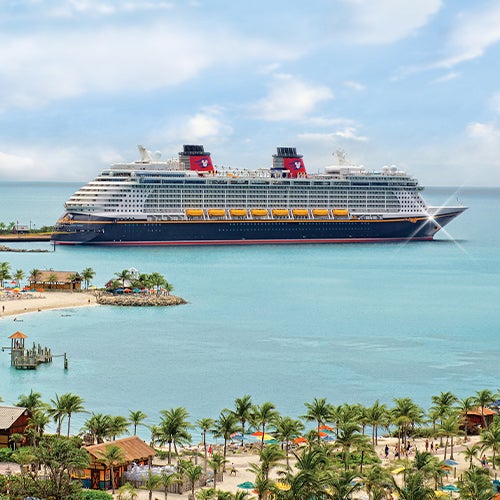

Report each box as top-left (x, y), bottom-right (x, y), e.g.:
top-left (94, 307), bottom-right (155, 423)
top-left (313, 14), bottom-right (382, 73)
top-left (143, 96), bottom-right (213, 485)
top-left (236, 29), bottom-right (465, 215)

top-left (96, 293), bottom-right (187, 307)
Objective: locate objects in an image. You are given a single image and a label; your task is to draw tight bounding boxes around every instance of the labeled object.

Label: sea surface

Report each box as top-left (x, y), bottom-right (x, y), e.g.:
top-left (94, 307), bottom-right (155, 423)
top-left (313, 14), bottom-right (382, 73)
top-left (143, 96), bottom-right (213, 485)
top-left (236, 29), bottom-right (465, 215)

top-left (0, 182), bottom-right (499, 439)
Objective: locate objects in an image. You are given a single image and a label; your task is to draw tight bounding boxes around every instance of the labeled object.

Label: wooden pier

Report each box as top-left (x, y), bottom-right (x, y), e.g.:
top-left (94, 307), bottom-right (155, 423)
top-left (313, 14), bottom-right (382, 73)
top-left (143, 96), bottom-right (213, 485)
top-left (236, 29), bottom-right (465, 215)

top-left (1, 331), bottom-right (64, 370)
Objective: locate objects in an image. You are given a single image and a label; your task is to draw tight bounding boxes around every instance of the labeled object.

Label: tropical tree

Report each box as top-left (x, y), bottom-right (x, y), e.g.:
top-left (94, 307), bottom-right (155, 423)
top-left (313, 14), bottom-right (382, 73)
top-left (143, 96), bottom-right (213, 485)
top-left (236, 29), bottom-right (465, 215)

top-left (462, 444), bottom-right (481, 469)
top-left (129, 410), bottom-right (147, 436)
top-left (459, 396), bottom-right (476, 442)
top-left (149, 272), bottom-right (166, 294)
top-left (213, 410), bottom-right (240, 466)
top-left (391, 397), bottom-right (424, 451)
top-left (479, 421), bottom-right (500, 470)
top-left (49, 393), bottom-right (67, 435)
top-left (457, 466), bottom-right (495, 500)
top-left (251, 402), bottom-right (279, 449)
top-left (158, 468), bottom-right (181, 499)
top-left (0, 262), bottom-right (11, 286)
top-left (302, 397), bottom-right (334, 443)
top-left (158, 407), bottom-right (192, 464)
top-left (274, 415), bottom-right (305, 468)
top-left (180, 459), bottom-right (204, 497)
top-left (81, 267), bottom-right (96, 290)
top-left (325, 469), bottom-right (363, 500)
top-left (62, 392), bottom-right (86, 437)
top-left (47, 272), bottom-right (58, 289)
top-left (96, 444), bottom-right (125, 495)
top-left (141, 469), bottom-right (163, 500)
top-left (439, 412), bottom-right (461, 460)
top-left (118, 482), bottom-right (138, 499)
top-left (16, 389), bottom-right (44, 412)
top-left (474, 389), bottom-right (495, 428)
top-left (14, 269), bottom-right (24, 288)
top-left (115, 269), bottom-right (131, 286)
top-left (365, 400), bottom-right (389, 446)
top-left (108, 415), bottom-right (130, 440)
top-left (208, 451), bottom-right (227, 490)
top-left (197, 417), bottom-right (215, 472)
top-left (26, 408), bottom-right (50, 447)
top-left (81, 413), bottom-right (113, 444)
top-left (363, 464), bottom-right (392, 500)
top-left (163, 281), bottom-right (174, 295)
top-left (232, 395), bottom-right (253, 445)
top-left (253, 444), bottom-right (285, 480)
top-left (333, 421), bottom-right (367, 470)
top-left (390, 469), bottom-right (435, 500)
top-left (29, 268), bottom-right (42, 286)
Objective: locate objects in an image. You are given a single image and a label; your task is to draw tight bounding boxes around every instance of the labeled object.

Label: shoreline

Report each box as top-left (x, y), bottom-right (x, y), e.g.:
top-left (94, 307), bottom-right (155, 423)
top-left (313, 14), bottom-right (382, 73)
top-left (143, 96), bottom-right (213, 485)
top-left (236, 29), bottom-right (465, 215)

top-left (0, 291), bottom-right (97, 319)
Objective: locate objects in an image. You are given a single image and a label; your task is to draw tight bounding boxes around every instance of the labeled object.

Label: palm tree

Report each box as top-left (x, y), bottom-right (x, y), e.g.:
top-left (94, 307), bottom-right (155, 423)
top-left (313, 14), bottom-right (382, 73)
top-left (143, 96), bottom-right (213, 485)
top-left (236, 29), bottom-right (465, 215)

top-left (141, 469), bottom-right (163, 500)
top-left (325, 469), bottom-right (363, 499)
top-left (81, 412), bottom-right (112, 443)
top-left (81, 267), bottom-right (95, 290)
top-left (29, 268), bottom-right (41, 287)
top-left (49, 393), bottom-right (67, 435)
top-left (439, 412), bottom-right (461, 460)
top-left (61, 392), bottom-right (86, 437)
top-left (0, 262), bottom-right (11, 287)
top-left (108, 415), bottom-right (130, 440)
top-left (251, 402), bottom-right (279, 449)
top-left (302, 397), bottom-right (334, 443)
top-left (16, 389), bottom-right (44, 411)
top-left (197, 417), bottom-right (215, 472)
top-left (27, 408), bottom-right (50, 447)
top-left (96, 444), bottom-right (125, 495)
top-left (158, 406), bottom-right (192, 464)
top-left (14, 269), bottom-right (24, 288)
top-left (459, 396), bottom-right (476, 442)
top-left (252, 471), bottom-right (274, 500)
top-left (364, 465), bottom-right (392, 499)
top-left (474, 389), bottom-right (495, 428)
top-left (129, 410), bottom-right (148, 436)
top-left (462, 444), bottom-right (481, 469)
top-left (333, 421), bottom-right (367, 470)
top-left (149, 271), bottom-right (166, 293)
top-left (479, 421), bottom-right (500, 470)
top-left (431, 391), bottom-right (458, 446)
top-left (47, 272), bottom-right (58, 289)
top-left (180, 459), bottom-right (204, 497)
top-left (233, 395), bottom-right (253, 446)
top-left (390, 470), bottom-right (435, 500)
top-left (118, 482), bottom-right (138, 499)
top-left (158, 468), bottom-right (181, 499)
top-left (208, 451), bottom-right (227, 490)
top-left (365, 400), bottom-right (388, 446)
top-left (115, 269), bottom-right (131, 286)
top-left (391, 397), bottom-right (424, 451)
top-left (458, 466), bottom-right (495, 500)
top-left (213, 410), bottom-right (240, 467)
top-left (274, 415), bottom-right (305, 468)
top-left (249, 444), bottom-right (285, 481)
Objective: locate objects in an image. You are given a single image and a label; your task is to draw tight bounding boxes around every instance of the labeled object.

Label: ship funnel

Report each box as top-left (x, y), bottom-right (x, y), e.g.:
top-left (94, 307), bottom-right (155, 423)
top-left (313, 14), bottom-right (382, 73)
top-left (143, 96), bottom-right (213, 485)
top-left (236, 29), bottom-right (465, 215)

top-left (272, 147), bottom-right (307, 178)
top-left (179, 145), bottom-right (214, 172)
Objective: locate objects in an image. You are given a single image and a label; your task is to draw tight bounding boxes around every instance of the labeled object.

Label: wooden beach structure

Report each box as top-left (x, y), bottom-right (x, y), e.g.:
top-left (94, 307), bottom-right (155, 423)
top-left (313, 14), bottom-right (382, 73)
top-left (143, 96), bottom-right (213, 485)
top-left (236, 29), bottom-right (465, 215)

top-left (83, 436), bottom-right (156, 490)
top-left (29, 270), bottom-right (82, 291)
top-left (2, 331), bottom-right (53, 370)
top-left (0, 406), bottom-right (30, 449)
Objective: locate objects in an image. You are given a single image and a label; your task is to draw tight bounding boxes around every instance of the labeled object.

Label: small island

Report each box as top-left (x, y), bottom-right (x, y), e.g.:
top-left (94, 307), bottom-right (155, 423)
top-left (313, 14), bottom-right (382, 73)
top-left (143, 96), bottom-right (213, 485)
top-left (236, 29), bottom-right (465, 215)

top-left (96, 267), bottom-right (187, 307)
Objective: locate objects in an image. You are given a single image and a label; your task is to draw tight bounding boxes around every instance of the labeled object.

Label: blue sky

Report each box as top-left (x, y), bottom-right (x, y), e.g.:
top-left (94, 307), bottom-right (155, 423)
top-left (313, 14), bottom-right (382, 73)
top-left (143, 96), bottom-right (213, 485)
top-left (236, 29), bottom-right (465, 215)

top-left (1, 0), bottom-right (500, 186)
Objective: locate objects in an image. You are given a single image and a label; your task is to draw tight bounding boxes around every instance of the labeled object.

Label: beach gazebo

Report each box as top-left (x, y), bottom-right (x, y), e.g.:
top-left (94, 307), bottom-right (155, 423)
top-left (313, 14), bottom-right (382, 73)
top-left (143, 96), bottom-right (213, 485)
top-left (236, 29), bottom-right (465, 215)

top-left (83, 436), bottom-right (156, 490)
top-left (465, 407), bottom-right (497, 431)
top-left (8, 331), bottom-right (28, 366)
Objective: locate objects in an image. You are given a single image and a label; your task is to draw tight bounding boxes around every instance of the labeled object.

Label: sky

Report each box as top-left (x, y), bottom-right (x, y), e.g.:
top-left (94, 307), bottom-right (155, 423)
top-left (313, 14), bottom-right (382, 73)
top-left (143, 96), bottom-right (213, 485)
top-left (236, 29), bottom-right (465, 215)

top-left (1, 0), bottom-right (500, 186)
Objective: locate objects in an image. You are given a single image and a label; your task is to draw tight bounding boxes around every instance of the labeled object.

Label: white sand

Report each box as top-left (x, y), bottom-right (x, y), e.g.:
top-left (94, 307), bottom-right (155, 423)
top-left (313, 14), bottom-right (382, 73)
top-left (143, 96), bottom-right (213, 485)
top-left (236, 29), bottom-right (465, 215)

top-left (0, 291), bottom-right (96, 318)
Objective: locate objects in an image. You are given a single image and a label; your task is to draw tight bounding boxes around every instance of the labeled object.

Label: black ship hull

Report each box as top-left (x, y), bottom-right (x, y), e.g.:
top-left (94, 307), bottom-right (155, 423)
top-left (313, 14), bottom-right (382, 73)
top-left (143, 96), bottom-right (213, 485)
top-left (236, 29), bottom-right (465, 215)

top-left (51, 209), bottom-right (464, 245)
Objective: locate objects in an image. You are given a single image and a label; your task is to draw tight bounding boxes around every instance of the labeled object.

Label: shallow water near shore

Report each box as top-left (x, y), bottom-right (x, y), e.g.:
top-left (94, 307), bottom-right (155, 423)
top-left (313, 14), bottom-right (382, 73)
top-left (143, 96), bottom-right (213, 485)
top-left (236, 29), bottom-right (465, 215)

top-left (0, 184), bottom-right (499, 439)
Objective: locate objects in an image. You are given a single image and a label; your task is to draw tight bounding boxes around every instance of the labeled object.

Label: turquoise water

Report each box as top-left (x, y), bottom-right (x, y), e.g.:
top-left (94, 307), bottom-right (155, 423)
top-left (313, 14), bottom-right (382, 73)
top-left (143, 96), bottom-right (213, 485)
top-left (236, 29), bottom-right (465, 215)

top-left (0, 184), bottom-right (499, 438)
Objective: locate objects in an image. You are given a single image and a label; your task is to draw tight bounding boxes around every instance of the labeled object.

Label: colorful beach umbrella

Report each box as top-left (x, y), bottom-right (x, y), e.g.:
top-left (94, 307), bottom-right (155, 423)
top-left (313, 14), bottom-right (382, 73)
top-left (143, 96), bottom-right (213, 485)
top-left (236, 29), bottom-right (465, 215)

top-left (441, 484), bottom-right (460, 492)
top-left (275, 482), bottom-right (291, 491)
top-left (391, 466), bottom-right (405, 474)
top-left (444, 459), bottom-right (459, 466)
top-left (237, 481), bottom-right (255, 489)
top-left (251, 431), bottom-right (274, 441)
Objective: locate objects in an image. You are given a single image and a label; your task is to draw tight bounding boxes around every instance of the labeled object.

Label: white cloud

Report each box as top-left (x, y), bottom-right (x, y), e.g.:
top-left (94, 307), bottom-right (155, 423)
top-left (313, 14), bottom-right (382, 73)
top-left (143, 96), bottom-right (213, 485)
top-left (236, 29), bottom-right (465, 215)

top-left (47, 0), bottom-right (173, 17)
top-left (467, 121), bottom-right (500, 140)
top-left (0, 25), bottom-right (300, 112)
top-left (430, 72), bottom-right (460, 84)
top-left (339, 0), bottom-right (442, 44)
top-left (343, 80), bottom-right (365, 91)
top-left (299, 128), bottom-right (368, 143)
top-left (159, 109), bottom-right (233, 145)
top-left (250, 74), bottom-right (333, 121)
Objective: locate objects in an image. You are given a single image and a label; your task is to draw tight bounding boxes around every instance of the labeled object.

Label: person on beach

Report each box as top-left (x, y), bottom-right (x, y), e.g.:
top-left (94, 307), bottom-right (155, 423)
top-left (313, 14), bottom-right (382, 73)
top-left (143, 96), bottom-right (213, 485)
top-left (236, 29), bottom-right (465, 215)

top-left (425, 439), bottom-right (429, 451)
top-left (384, 444), bottom-right (389, 458)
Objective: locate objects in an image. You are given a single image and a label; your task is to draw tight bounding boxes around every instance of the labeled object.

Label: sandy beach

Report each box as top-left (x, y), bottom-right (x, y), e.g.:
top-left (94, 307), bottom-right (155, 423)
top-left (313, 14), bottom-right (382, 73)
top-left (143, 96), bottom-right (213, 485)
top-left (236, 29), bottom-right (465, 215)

top-left (0, 291), bottom-right (96, 318)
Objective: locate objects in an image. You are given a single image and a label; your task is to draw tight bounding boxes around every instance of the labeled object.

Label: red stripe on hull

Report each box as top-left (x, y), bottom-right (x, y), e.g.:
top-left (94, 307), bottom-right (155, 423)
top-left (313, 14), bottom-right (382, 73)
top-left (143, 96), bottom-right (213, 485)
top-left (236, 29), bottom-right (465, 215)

top-left (55, 236), bottom-right (434, 246)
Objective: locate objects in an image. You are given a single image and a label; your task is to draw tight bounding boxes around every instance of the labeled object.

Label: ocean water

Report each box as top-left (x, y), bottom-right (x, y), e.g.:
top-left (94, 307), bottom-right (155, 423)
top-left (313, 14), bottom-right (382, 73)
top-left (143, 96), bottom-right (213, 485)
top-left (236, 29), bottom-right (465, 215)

top-left (0, 183), bottom-right (499, 439)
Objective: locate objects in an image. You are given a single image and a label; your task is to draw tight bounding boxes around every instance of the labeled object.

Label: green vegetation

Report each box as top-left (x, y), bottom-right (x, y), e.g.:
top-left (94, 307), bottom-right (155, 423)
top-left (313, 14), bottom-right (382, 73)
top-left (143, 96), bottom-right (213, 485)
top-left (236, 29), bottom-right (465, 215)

top-left (1, 388), bottom-right (500, 499)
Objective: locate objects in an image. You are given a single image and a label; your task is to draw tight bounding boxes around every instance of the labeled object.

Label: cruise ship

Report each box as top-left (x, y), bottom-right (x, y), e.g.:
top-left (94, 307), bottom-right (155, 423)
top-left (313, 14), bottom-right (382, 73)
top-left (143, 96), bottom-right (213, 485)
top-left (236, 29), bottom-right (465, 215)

top-left (51, 145), bottom-right (466, 245)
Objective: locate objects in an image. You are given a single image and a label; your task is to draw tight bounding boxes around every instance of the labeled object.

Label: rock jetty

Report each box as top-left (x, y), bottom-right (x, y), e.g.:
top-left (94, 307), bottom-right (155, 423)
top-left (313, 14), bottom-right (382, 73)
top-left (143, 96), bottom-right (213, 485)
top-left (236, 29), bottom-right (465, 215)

top-left (0, 244), bottom-right (49, 253)
top-left (96, 293), bottom-right (187, 307)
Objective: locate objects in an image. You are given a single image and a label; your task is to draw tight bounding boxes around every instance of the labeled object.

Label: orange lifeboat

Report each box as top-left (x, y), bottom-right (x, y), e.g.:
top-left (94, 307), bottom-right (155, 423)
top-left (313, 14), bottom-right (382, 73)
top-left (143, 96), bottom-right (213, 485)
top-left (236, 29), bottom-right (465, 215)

top-left (186, 209), bottom-right (204, 217)
top-left (333, 209), bottom-right (349, 217)
top-left (230, 209), bottom-right (247, 217)
top-left (251, 209), bottom-right (268, 217)
top-left (312, 209), bottom-right (329, 217)
top-left (208, 209), bottom-right (225, 217)
top-left (292, 209), bottom-right (309, 217)
top-left (272, 209), bottom-right (289, 217)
